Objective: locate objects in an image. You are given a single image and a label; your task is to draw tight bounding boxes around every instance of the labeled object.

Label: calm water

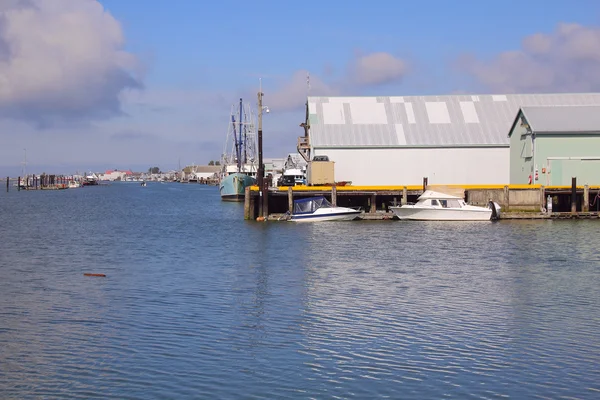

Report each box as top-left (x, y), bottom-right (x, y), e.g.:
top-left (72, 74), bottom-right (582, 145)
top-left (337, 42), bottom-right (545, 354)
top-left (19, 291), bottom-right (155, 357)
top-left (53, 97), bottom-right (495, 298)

top-left (1, 182), bottom-right (599, 399)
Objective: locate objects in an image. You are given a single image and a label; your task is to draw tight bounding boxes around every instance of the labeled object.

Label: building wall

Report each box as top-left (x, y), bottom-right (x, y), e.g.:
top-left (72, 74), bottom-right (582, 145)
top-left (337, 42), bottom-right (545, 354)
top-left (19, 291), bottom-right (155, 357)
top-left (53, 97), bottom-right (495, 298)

top-left (537, 136), bottom-right (600, 185)
top-left (313, 147), bottom-right (509, 185)
top-left (508, 121), bottom-right (533, 184)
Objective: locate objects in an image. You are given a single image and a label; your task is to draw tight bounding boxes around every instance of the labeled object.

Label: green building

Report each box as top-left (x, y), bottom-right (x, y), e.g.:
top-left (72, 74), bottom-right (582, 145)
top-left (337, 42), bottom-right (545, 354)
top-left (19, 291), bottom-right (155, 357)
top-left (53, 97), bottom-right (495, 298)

top-left (508, 105), bottom-right (600, 186)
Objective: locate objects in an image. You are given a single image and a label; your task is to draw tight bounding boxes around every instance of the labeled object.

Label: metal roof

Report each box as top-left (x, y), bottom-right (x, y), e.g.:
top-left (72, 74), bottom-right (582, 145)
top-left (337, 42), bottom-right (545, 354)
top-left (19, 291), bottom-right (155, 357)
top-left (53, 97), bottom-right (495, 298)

top-left (519, 105), bottom-right (600, 134)
top-left (307, 93), bottom-right (600, 147)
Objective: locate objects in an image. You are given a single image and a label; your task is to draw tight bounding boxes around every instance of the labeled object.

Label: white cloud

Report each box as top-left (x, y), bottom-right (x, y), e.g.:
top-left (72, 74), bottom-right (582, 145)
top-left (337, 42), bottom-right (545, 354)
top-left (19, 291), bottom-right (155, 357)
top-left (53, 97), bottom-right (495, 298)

top-left (349, 52), bottom-right (408, 86)
top-left (266, 70), bottom-right (338, 112)
top-left (266, 52), bottom-right (409, 111)
top-left (459, 23), bottom-right (600, 93)
top-left (0, 0), bottom-right (142, 126)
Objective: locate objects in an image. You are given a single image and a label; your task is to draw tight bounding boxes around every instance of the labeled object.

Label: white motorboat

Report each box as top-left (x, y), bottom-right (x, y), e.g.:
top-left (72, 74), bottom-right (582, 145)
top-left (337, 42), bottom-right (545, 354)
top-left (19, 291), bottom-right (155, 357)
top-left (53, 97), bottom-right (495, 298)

top-left (389, 190), bottom-right (501, 221)
top-left (67, 180), bottom-right (81, 189)
top-left (289, 196), bottom-right (362, 222)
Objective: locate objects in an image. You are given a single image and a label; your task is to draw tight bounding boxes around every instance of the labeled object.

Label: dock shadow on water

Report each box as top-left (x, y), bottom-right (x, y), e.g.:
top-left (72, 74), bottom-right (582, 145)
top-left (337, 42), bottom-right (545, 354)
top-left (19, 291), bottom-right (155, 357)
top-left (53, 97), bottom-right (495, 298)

top-left (1, 184), bottom-right (599, 399)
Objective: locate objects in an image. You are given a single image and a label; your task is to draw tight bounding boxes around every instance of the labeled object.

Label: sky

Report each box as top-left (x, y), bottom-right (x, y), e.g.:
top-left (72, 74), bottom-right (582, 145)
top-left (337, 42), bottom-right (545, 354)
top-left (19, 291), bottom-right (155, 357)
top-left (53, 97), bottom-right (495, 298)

top-left (1, 0), bottom-right (600, 176)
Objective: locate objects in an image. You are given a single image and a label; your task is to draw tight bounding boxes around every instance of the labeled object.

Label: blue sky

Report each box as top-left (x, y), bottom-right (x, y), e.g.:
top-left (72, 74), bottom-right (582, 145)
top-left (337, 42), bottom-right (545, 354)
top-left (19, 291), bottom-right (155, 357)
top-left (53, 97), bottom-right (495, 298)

top-left (0, 0), bottom-right (599, 176)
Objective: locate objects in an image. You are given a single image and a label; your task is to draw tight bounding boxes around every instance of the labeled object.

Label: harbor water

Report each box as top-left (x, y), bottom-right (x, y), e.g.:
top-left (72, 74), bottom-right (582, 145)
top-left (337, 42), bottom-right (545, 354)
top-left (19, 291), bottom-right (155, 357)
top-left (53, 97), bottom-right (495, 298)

top-left (1, 182), bottom-right (599, 399)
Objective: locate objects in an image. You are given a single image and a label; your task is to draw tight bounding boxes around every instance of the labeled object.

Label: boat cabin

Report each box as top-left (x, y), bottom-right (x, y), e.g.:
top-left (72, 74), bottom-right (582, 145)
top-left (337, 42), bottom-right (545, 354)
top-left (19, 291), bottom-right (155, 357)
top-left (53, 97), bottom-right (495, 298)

top-left (293, 196), bottom-right (333, 214)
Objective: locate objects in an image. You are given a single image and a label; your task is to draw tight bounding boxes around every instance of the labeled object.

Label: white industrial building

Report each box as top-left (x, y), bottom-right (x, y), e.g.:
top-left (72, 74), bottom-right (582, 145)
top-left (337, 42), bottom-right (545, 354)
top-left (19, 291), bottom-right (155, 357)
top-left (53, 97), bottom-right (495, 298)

top-left (300, 94), bottom-right (600, 185)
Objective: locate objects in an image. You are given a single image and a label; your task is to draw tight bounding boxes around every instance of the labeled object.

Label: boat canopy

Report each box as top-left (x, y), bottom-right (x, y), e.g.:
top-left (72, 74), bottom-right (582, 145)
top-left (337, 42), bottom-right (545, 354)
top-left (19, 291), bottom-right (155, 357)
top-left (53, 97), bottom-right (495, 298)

top-left (293, 196), bottom-right (332, 214)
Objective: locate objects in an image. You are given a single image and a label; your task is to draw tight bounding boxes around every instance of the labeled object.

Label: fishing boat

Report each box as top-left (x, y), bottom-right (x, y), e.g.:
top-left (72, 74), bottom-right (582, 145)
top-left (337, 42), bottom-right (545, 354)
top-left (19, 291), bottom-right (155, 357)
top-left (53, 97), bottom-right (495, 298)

top-left (288, 196), bottom-right (362, 222)
top-left (219, 99), bottom-right (258, 201)
top-left (389, 190), bottom-right (501, 221)
top-left (82, 172), bottom-right (99, 186)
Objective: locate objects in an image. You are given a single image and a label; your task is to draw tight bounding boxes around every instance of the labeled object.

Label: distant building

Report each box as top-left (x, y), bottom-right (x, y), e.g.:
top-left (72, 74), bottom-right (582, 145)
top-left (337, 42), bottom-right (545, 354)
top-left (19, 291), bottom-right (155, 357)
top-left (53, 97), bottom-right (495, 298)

top-left (99, 169), bottom-right (133, 181)
top-left (301, 94), bottom-right (600, 185)
top-left (508, 105), bottom-right (600, 185)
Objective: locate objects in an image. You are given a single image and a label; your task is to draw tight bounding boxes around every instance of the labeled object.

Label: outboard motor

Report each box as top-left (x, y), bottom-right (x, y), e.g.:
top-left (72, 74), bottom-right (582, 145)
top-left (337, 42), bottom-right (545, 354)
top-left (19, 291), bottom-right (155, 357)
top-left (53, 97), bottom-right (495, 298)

top-left (488, 200), bottom-right (501, 220)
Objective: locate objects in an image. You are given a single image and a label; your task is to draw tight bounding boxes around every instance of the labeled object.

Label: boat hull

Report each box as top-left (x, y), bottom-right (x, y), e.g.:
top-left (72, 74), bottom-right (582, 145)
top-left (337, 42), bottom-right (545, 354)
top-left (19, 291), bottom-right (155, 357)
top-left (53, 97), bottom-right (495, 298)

top-left (289, 209), bottom-right (362, 222)
top-left (219, 173), bottom-right (255, 202)
top-left (389, 206), bottom-right (492, 221)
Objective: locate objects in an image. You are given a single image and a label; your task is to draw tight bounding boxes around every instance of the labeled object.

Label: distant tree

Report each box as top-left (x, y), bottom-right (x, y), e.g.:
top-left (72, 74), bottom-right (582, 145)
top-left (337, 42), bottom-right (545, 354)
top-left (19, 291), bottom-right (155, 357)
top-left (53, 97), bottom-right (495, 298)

top-left (208, 160), bottom-right (215, 166)
top-left (215, 161), bottom-right (220, 166)
top-left (148, 167), bottom-right (161, 174)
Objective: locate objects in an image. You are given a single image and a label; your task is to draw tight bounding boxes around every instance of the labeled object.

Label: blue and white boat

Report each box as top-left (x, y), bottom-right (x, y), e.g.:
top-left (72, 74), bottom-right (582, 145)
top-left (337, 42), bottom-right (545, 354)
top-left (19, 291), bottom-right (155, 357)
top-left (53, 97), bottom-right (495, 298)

top-left (289, 196), bottom-right (362, 222)
top-left (219, 99), bottom-right (258, 201)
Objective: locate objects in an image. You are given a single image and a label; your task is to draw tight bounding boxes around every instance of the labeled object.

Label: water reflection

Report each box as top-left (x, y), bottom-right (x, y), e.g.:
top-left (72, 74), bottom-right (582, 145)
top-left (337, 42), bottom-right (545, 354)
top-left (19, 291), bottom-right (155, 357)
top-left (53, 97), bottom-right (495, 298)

top-left (1, 185), bottom-right (600, 399)
top-left (297, 221), bottom-right (600, 398)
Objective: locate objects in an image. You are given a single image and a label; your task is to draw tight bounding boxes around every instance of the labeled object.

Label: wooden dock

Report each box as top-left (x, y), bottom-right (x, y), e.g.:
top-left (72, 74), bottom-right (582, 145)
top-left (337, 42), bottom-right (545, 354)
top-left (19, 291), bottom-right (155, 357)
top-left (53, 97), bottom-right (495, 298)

top-left (244, 181), bottom-right (600, 221)
top-left (6, 175), bottom-right (75, 191)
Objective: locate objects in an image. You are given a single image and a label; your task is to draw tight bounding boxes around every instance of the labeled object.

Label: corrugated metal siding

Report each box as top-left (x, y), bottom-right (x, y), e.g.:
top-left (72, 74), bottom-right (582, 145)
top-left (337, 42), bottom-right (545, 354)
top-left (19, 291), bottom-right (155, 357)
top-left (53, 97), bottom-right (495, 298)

top-left (313, 148), bottom-right (509, 185)
top-left (308, 93), bottom-right (600, 147)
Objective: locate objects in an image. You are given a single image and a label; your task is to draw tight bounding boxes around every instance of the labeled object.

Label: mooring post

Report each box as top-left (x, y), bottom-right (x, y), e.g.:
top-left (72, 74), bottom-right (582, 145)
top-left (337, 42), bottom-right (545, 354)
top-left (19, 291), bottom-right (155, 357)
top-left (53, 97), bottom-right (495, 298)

top-left (262, 180), bottom-right (269, 219)
top-left (288, 186), bottom-right (293, 212)
top-left (503, 185), bottom-right (510, 212)
top-left (331, 185), bottom-right (337, 207)
top-left (6, 176), bottom-right (9, 192)
top-left (17, 176), bottom-right (20, 191)
top-left (244, 186), bottom-right (251, 220)
top-left (370, 194), bottom-right (376, 213)
top-left (571, 177), bottom-right (577, 215)
top-left (540, 185), bottom-right (545, 212)
top-left (423, 177), bottom-right (428, 192)
top-left (584, 184), bottom-right (589, 212)
top-left (402, 186), bottom-right (408, 205)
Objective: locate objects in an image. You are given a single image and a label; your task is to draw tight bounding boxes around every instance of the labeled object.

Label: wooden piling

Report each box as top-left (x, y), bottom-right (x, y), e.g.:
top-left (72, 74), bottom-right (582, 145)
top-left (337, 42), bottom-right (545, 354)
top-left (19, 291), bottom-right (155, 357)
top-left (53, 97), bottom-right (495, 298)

top-left (331, 185), bottom-right (337, 207)
top-left (571, 177), bottom-right (577, 214)
top-left (288, 186), bottom-right (293, 212)
top-left (540, 185), bottom-right (545, 212)
top-left (584, 184), bottom-right (589, 212)
top-left (17, 176), bottom-right (20, 191)
top-left (261, 181), bottom-right (269, 218)
top-left (423, 177), bottom-right (428, 191)
top-left (370, 194), bottom-right (376, 213)
top-left (244, 186), bottom-right (251, 220)
top-left (402, 186), bottom-right (408, 205)
top-left (6, 176), bottom-right (8, 192)
top-left (504, 185), bottom-right (510, 211)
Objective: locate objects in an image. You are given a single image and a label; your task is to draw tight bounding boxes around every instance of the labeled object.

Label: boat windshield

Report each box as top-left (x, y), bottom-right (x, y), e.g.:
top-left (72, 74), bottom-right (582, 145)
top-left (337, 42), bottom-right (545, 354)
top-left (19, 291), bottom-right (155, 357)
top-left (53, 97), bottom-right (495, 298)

top-left (293, 196), bottom-right (332, 214)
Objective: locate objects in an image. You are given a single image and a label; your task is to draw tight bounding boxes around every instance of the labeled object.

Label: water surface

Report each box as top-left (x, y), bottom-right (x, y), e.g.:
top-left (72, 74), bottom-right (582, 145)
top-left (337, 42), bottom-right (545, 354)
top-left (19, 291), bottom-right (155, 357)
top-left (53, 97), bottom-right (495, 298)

top-left (1, 182), bottom-right (599, 399)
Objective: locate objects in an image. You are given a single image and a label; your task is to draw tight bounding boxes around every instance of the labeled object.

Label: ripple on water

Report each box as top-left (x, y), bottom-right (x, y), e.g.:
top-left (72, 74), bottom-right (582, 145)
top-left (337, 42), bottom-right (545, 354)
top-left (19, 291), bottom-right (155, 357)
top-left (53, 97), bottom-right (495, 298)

top-left (0, 186), bottom-right (599, 398)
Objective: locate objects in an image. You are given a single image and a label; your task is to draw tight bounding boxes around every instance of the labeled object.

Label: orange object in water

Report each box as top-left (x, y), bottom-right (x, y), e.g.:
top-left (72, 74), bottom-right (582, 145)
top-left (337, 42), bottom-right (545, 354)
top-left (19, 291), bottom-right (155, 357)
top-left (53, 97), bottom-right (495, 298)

top-left (84, 273), bottom-right (106, 277)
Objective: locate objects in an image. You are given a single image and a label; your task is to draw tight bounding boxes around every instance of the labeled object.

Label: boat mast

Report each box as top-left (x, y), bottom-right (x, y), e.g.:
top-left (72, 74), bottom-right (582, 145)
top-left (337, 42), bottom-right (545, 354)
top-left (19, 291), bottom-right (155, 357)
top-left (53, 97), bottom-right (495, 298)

top-left (232, 113), bottom-right (241, 172)
top-left (242, 104), bottom-right (247, 165)
top-left (238, 98), bottom-right (244, 166)
top-left (21, 148), bottom-right (27, 178)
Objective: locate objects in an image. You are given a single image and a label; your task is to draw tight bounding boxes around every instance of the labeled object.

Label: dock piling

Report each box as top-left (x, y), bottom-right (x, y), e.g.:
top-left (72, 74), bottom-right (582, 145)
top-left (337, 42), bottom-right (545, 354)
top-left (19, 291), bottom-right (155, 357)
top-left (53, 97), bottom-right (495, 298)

top-left (423, 177), bottom-right (428, 191)
top-left (6, 176), bottom-right (8, 192)
top-left (261, 180), bottom-right (269, 218)
top-left (288, 186), bottom-right (293, 212)
top-left (540, 185), bottom-right (545, 212)
top-left (571, 177), bottom-right (577, 214)
top-left (244, 186), bottom-right (251, 220)
top-left (331, 185), bottom-right (337, 207)
top-left (503, 185), bottom-right (510, 211)
top-left (402, 186), bottom-right (407, 205)
top-left (17, 176), bottom-right (20, 191)
top-left (584, 185), bottom-right (589, 212)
